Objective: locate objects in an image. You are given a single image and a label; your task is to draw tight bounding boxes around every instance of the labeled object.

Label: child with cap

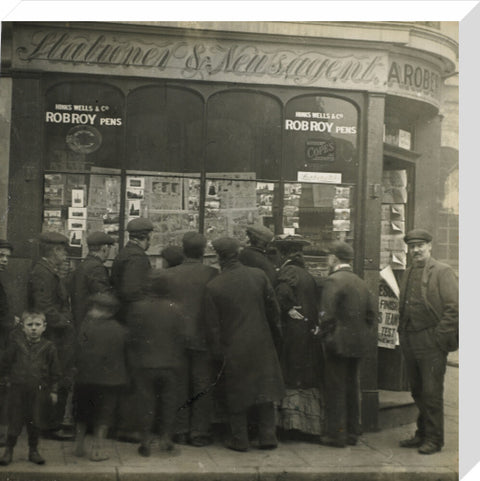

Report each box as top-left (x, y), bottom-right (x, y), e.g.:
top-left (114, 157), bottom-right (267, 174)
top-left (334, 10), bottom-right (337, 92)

top-left (0, 311), bottom-right (60, 466)
top-left (74, 292), bottom-right (128, 461)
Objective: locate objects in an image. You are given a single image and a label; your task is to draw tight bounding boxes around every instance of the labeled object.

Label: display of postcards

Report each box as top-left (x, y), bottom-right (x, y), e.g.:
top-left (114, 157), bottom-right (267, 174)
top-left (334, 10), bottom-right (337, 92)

top-left (146, 177), bottom-right (183, 211)
top-left (283, 216), bottom-right (299, 228)
top-left (104, 224), bottom-right (120, 235)
top-left (333, 197), bottom-right (350, 209)
top-left (381, 234), bottom-right (408, 253)
top-left (44, 209), bottom-right (62, 219)
top-left (259, 193), bottom-right (274, 206)
top-left (68, 207), bottom-right (87, 219)
top-left (45, 173), bottom-right (64, 184)
top-left (184, 178), bottom-right (201, 211)
top-left (381, 204), bottom-right (392, 221)
top-left (391, 220), bottom-right (405, 233)
top-left (335, 186), bottom-right (351, 199)
top-left (205, 200), bottom-right (220, 210)
top-left (126, 188), bottom-right (144, 200)
top-left (390, 204), bottom-right (405, 220)
top-left (71, 188), bottom-right (85, 207)
top-left (391, 251), bottom-right (407, 270)
top-left (127, 200), bottom-right (141, 217)
top-left (256, 182), bottom-right (275, 192)
top-left (332, 220), bottom-right (351, 232)
top-left (44, 185), bottom-right (65, 206)
top-left (42, 218), bottom-right (66, 233)
top-left (105, 178), bottom-right (121, 212)
top-left (204, 211), bottom-right (228, 240)
top-left (283, 205), bottom-right (298, 217)
top-left (127, 177), bottom-right (145, 189)
top-left (69, 230), bottom-right (83, 247)
top-left (382, 186), bottom-right (407, 204)
top-left (103, 212), bottom-right (120, 224)
top-left (67, 219), bottom-right (86, 230)
top-left (258, 206), bottom-right (272, 215)
top-left (334, 208), bottom-right (350, 220)
top-left (284, 183), bottom-right (302, 196)
top-left (230, 210), bottom-right (257, 239)
top-left (283, 227), bottom-right (295, 235)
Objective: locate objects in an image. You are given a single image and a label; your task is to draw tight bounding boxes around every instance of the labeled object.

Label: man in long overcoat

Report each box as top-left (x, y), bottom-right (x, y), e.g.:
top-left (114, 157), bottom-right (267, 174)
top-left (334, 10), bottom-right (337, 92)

top-left (70, 232), bottom-right (115, 330)
top-left (238, 225), bottom-right (277, 286)
top-left (319, 241), bottom-right (377, 448)
top-left (167, 232), bottom-right (218, 446)
top-left (27, 232), bottom-right (75, 439)
top-left (111, 218), bottom-right (153, 307)
top-left (205, 237), bottom-right (285, 452)
top-left (398, 229), bottom-right (458, 455)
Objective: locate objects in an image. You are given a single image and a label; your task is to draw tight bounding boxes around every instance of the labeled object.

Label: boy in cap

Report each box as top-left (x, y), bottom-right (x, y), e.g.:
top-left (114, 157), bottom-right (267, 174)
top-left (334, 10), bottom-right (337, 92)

top-left (27, 232), bottom-right (75, 440)
top-left (160, 246), bottom-right (185, 269)
top-left (167, 232), bottom-right (218, 446)
top-left (205, 237), bottom-right (284, 452)
top-left (70, 231), bottom-right (115, 330)
top-left (398, 229), bottom-right (458, 455)
top-left (0, 311), bottom-right (60, 466)
top-left (125, 270), bottom-right (186, 457)
top-left (239, 225), bottom-right (277, 286)
top-left (74, 293), bottom-right (128, 461)
top-left (318, 241), bottom-right (377, 448)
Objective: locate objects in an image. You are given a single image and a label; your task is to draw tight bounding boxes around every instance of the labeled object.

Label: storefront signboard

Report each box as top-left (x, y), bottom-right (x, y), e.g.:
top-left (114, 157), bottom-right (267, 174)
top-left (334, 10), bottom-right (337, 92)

top-left (298, 171), bottom-right (342, 184)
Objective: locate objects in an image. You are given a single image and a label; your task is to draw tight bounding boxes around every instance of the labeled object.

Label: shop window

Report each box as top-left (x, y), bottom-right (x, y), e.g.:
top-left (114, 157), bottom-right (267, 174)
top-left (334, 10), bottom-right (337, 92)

top-left (126, 85), bottom-right (204, 173)
top-left (45, 82), bottom-right (125, 172)
top-left (206, 91), bottom-right (282, 179)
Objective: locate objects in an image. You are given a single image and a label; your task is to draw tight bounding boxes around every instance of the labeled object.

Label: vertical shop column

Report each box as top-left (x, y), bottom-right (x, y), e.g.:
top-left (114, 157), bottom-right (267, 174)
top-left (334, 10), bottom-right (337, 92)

top-left (360, 92), bottom-right (385, 431)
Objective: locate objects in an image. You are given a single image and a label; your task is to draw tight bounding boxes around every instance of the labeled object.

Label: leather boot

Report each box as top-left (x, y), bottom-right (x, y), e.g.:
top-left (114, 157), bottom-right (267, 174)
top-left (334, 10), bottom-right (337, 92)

top-left (28, 449), bottom-right (45, 465)
top-left (0, 447), bottom-right (13, 466)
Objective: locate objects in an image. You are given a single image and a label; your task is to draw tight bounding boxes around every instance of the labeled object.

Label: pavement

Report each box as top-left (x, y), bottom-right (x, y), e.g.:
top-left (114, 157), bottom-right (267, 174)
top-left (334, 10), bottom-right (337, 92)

top-left (0, 363), bottom-right (458, 481)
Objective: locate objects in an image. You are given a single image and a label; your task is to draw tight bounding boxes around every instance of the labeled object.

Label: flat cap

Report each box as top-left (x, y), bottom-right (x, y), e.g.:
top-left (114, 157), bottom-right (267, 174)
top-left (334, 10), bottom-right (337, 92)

top-left (246, 225), bottom-right (274, 243)
top-left (0, 239), bottom-right (13, 251)
top-left (272, 234), bottom-right (311, 247)
top-left (160, 245), bottom-right (185, 267)
top-left (212, 237), bottom-right (241, 257)
top-left (126, 217), bottom-right (154, 233)
top-left (404, 229), bottom-right (433, 244)
top-left (89, 292), bottom-right (120, 311)
top-left (87, 231), bottom-right (115, 246)
top-left (182, 231), bottom-right (207, 250)
top-left (38, 232), bottom-right (68, 245)
top-left (329, 241), bottom-right (354, 261)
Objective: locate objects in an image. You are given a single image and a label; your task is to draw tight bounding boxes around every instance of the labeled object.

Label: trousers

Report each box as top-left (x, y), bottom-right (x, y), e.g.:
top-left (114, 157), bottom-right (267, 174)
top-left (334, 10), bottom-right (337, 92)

top-left (400, 327), bottom-right (447, 447)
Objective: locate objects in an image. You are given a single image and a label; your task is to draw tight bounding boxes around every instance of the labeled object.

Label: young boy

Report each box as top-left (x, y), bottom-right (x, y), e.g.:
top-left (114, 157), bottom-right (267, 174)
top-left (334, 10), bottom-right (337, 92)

top-left (74, 292), bottom-right (128, 461)
top-left (0, 311), bottom-right (60, 466)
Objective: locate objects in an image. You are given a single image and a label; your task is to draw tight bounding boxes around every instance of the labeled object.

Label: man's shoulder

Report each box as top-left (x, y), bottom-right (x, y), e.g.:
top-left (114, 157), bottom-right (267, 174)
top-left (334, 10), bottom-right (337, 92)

top-left (30, 259), bottom-right (55, 279)
top-left (428, 257), bottom-right (455, 272)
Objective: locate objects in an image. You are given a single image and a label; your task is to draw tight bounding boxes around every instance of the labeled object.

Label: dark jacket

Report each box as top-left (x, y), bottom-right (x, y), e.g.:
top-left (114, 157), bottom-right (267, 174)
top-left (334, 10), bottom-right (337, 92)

top-left (126, 296), bottom-right (186, 369)
top-left (319, 266), bottom-right (377, 358)
top-left (167, 258), bottom-right (218, 351)
top-left (0, 279), bottom-right (13, 350)
top-left (27, 258), bottom-right (72, 329)
top-left (205, 260), bottom-right (285, 412)
top-left (399, 257), bottom-right (458, 352)
top-left (275, 253), bottom-right (320, 388)
top-left (76, 314), bottom-right (129, 386)
top-left (239, 246), bottom-right (277, 286)
top-left (70, 254), bottom-right (113, 329)
top-left (111, 241), bottom-right (151, 303)
top-left (0, 332), bottom-right (60, 392)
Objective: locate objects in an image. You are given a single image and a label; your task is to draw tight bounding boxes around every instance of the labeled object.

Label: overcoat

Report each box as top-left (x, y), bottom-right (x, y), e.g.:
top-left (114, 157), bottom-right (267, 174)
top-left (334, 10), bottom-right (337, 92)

top-left (239, 246), bottom-right (277, 286)
top-left (70, 254), bottom-right (113, 329)
top-left (205, 261), bottom-right (285, 413)
top-left (167, 259), bottom-right (218, 351)
top-left (111, 241), bottom-right (151, 303)
top-left (319, 266), bottom-right (377, 358)
top-left (398, 256), bottom-right (458, 352)
top-left (27, 258), bottom-right (75, 380)
top-left (275, 253), bottom-right (320, 388)
top-left (0, 279), bottom-right (12, 350)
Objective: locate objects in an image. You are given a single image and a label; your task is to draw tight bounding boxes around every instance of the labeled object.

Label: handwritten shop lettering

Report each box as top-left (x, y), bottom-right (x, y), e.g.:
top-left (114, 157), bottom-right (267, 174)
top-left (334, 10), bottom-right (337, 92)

top-left (285, 111), bottom-right (357, 134)
top-left (377, 283), bottom-right (400, 349)
top-left (388, 61), bottom-right (440, 97)
top-left (45, 104), bottom-right (122, 126)
top-left (17, 30), bottom-right (384, 87)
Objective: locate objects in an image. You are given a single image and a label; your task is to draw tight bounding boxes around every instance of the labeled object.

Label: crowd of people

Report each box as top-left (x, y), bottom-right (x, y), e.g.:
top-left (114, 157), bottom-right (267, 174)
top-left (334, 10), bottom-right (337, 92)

top-left (0, 220), bottom-right (458, 465)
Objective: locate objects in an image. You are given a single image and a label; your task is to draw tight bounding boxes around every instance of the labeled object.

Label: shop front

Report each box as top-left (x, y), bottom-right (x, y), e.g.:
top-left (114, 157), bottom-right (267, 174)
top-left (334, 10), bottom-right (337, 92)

top-left (0, 21), bottom-right (457, 430)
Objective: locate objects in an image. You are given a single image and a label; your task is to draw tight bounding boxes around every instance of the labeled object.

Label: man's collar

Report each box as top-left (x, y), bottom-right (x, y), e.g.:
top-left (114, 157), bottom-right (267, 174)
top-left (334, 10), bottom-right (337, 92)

top-left (332, 263), bottom-right (352, 272)
top-left (40, 257), bottom-right (60, 273)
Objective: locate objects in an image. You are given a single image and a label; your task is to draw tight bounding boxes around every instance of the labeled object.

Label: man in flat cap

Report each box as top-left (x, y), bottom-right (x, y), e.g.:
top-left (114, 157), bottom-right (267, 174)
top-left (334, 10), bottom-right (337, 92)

top-left (239, 225), bottom-right (277, 286)
top-left (318, 241), bottom-right (377, 448)
top-left (27, 232), bottom-right (75, 439)
top-left (0, 239), bottom-right (15, 445)
top-left (398, 229), bottom-right (458, 455)
top-left (160, 246), bottom-right (185, 269)
top-left (70, 231), bottom-right (115, 330)
top-left (205, 237), bottom-right (284, 452)
top-left (111, 218), bottom-right (153, 306)
top-left (167, 232), bottom-right (218, 447)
